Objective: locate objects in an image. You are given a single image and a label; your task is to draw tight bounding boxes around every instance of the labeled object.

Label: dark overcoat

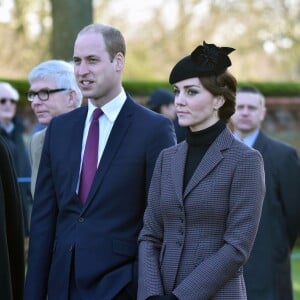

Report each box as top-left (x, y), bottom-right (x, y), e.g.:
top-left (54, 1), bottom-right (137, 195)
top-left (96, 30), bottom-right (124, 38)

top-left (0, 135), bottom-right (25, 300)
top-left (244, 131), bottom-right (300, 300)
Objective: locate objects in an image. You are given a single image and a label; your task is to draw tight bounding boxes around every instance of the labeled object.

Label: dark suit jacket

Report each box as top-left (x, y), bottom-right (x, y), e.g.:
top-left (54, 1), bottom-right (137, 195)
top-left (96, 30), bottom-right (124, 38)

top-left (244, 130), bottom-right (300, 300)
top-left (0, 136), bottom-right (25, 300)
top-left (24, 96), bottom-right (176, 300)
top-left (138, 127), bottom-right (265, 300)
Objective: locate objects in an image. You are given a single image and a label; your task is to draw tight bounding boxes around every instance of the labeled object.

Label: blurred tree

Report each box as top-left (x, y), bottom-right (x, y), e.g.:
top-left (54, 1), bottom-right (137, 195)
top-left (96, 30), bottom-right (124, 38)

top-left (208, 0), bottom-right (300, 80)
top-left (50, 0), bottom-right (93, 60)
top-left (0, 0), bottom-right (299, 80)
top-left (0, 0), bottom-right (51, 78)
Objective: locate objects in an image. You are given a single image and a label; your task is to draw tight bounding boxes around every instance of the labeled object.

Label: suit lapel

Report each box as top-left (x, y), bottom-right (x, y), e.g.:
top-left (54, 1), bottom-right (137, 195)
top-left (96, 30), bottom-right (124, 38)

top-left (171, 142), bottom-right (188, 201)
top-left (70, 107), bottom-right (88, 192)
top-left (252, 130), bottom-right (267, 154)
top-left (33, 129), bottom-right (46, 164)
top-left (183, 128), bottom-right (233, 198)
top-left (36, 129), bottom-right (46, 153)
top-left (84, 98), bottom-right (134, 207)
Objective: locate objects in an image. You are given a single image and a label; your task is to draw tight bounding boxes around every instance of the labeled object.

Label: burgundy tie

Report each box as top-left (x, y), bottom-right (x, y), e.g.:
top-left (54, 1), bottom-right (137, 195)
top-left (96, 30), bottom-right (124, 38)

top-left (79, 108), bottom-right (103, 203)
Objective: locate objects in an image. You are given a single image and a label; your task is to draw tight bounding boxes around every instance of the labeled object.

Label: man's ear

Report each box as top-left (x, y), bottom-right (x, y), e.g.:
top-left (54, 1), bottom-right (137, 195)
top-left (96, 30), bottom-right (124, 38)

top-left (113, 52), bottom-right (125, 72)
top-left (260, 106), bottom-right (267, 122)
top-left (68, 90), bottom-right (76, 107)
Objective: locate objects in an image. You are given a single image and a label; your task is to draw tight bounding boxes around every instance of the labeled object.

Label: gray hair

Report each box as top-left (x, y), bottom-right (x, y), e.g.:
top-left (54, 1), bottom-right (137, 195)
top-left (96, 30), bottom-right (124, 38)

top-left (0, 82), bottom-right (20, 100)
top-left (28, 60), bottom-right (82, 107)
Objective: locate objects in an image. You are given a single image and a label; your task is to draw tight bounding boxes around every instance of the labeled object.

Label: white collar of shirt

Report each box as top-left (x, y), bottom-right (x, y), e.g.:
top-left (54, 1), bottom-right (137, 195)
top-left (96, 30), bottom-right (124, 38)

top-left (233, 129), bottom-right (259, 148)
top-left (86, 88), bottom-right (127, 123)
top-left (77, 89), bottom-right (127, 192)
top-left (84, 88), bottom-right (127, 156)
top-left (0, 121), bottom-right (14, 134)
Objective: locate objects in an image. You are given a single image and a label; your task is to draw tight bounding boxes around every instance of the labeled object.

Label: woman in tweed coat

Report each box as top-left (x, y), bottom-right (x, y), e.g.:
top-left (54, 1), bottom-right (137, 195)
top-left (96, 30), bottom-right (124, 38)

top-left (138, 42), bottom-right (265, 300)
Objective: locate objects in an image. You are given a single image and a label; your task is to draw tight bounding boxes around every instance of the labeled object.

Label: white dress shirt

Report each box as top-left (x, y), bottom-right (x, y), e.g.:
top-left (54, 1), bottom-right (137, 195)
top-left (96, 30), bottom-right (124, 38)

top-left (77, 89), bottom-right (127, 191)
top-left (233, 129), bottom-right (259, 148)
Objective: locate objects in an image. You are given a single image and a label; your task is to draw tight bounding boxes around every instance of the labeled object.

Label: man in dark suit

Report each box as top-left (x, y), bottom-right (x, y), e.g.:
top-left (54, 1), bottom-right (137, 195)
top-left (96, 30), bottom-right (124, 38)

top-left (231, 86), bottom-right (300, 300)
top-left (0, 135), bottom-right (25, 300)
top-left (24, 23), bottom-right (176, 300)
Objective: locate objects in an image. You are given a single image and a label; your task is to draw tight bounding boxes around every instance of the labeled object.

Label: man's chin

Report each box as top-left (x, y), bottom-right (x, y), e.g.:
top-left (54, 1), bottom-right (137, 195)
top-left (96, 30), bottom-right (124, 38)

top-left (82, 92), bottom-right (95, 100)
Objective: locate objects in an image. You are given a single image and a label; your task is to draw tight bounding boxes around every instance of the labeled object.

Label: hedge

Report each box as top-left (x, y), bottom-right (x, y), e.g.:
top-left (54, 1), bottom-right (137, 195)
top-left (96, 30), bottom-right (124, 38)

top-left (1, 78), bottom-right (300, 108)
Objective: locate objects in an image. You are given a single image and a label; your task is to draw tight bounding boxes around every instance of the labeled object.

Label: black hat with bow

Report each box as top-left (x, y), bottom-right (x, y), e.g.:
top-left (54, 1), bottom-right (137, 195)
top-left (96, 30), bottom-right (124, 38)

top-left (169, 41), bottom-right (235, 84)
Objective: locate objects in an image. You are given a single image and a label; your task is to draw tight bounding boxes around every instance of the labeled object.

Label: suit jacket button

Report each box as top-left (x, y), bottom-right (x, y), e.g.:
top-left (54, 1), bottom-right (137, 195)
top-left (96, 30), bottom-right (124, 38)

top-left (178, 228), bottom-right (184, 235)
top-left (69, 245), bottom-right (73, 252)
top-left (176, 240), bottom-right (182, 247)
top-left (78, 217), bottom-right (84, 222)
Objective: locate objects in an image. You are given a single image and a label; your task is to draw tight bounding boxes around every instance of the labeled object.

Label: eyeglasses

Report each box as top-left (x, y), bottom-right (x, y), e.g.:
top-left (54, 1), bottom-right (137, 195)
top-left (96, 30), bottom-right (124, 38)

top-left (26, 88), bottom-right (68, 102)
top-left (0, 98), bottom-right (18, 105)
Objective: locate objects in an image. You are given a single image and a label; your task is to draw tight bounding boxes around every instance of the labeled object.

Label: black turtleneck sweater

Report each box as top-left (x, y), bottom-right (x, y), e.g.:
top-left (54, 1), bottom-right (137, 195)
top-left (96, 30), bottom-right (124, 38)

top-left (183, 120), bottom-right (226, 190)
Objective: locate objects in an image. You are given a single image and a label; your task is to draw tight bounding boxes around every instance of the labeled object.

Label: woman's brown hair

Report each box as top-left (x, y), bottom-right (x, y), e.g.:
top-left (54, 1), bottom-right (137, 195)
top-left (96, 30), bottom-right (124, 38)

top-left (200, 71), bottom-right (237, 123)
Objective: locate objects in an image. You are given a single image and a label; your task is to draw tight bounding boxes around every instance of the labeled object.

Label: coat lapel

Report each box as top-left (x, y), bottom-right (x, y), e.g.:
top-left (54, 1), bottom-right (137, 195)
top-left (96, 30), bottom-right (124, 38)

top-left (84, 98), bottom-right (134, 207)
top-left (183, 127), bottom-right (233, 198)
top-left (32, 129), bottom-right (46, 166)
top-left (171, 142), bottom-right (188, 201)
top-left (70, 107), bottom-right (88, 192)
top-left (36, 129), bottom-right (46, 155)
top-left (252, 130), bottom-right (267, 154)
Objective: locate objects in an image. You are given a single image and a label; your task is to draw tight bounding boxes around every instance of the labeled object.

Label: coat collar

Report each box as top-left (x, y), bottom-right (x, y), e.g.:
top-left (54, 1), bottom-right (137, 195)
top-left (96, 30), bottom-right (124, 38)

top-left (82, 97), bottom-right (135, 209)
top-left (172, 127), bottom-right (234, 200)
top-left (252, 130), bottom-right (268, 153)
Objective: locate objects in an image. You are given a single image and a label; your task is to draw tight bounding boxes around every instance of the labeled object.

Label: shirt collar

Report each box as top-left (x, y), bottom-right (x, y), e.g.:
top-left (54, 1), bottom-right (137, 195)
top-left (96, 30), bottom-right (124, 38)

top-left (0, 121), bottom-right (14, 134)
top-left (234, 129), bottom-right (259, 147)
top-left (86, 88), bottom-right (127, 122)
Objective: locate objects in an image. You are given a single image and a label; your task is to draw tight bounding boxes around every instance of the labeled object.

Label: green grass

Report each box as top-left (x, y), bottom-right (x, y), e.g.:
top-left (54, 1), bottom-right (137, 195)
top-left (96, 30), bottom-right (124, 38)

top-left (293, 247), bottom-right (300, 299)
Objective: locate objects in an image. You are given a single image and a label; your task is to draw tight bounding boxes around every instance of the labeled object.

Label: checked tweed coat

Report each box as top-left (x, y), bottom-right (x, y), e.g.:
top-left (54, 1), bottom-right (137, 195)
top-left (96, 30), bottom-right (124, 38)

top-left (138, 127), bottom-right (265, 300)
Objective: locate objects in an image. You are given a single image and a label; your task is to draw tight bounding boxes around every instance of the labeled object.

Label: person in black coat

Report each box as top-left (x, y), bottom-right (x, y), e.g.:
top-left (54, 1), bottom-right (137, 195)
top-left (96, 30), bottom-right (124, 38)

top-left (231, 85), bottom-right (300, 300)
top-left (0, 81), bottom-right (33, 238)
top-left (0, 135), bottom-right (25, 300)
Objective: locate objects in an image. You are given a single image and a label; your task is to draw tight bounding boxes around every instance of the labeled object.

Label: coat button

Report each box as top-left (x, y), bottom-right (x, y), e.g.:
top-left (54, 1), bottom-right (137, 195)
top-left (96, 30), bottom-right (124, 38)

top-left (176, 240), bottom-right (182, 247)
top-left (178, 228), bottom-right (184, 235)
top-left (78, 217), bottom-right (84, 222)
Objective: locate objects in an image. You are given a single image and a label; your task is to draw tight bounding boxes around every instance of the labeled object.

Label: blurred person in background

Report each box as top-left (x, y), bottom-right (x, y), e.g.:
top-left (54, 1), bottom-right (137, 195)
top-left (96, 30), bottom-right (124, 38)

top-left (147, 88), bottom-right (186, 142)
top-left (0, 135), bottom-right (25, 300)
top-left (231, 85), bottom-right (300, 300)
top-left (27, 59), bottom-right (82, 197)
top-left (0, 81), bottom-right (32, 239)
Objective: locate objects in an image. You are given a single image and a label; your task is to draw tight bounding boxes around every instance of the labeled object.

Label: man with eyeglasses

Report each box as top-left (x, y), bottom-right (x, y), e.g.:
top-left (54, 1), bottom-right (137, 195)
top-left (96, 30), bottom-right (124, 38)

top-left (27, 60), bottom-right (82, 197)
top-left (0, 81), bottom-right (33, 241)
